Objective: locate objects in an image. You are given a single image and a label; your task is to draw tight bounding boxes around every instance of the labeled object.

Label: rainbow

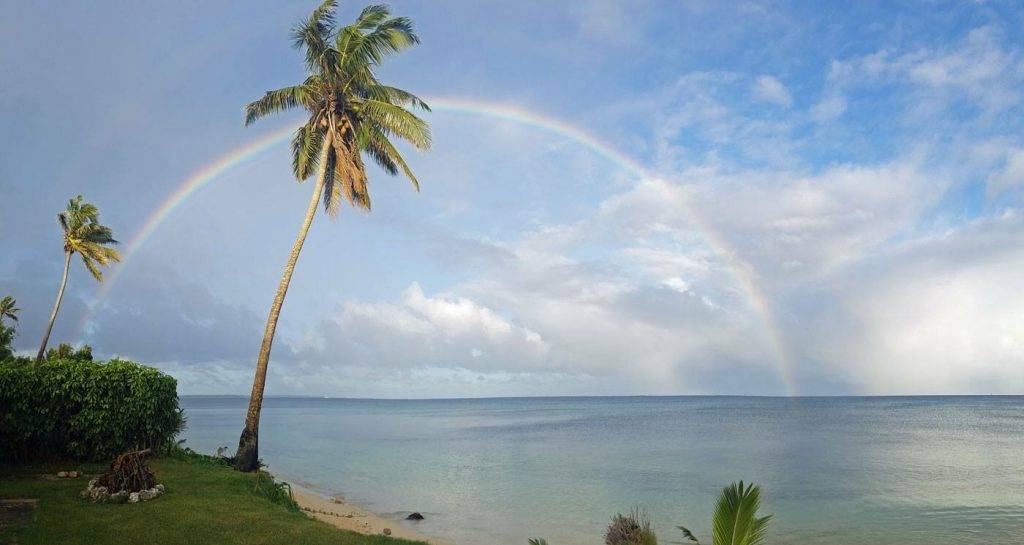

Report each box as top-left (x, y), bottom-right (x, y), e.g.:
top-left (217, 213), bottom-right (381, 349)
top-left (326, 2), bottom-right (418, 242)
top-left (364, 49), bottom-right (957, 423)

top-left (77, 97), bottom-right (796, 394)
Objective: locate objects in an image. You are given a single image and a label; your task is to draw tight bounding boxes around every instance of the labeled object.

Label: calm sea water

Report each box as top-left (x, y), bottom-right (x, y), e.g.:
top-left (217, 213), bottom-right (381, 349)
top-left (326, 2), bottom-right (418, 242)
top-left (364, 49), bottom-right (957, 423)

top-left (179, 396), bottom-right (1024, 545)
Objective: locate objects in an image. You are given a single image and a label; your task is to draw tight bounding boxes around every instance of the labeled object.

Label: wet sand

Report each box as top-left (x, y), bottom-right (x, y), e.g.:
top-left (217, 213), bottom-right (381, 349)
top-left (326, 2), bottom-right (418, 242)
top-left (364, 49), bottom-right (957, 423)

top-left (292, 485), bottom-right (450, 545)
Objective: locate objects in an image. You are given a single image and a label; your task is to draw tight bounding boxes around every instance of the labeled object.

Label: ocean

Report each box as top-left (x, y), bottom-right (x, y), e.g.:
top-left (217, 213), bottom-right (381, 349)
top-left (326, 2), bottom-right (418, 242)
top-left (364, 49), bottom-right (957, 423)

top-left (179, 396), bottom-right (1024, 545)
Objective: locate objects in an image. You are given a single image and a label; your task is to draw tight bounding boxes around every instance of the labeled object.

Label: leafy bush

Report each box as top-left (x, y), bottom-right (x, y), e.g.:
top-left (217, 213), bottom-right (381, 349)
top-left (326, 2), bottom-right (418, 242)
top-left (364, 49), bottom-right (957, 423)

top-left (165, 442), bottom-right (228, 466)
top-left (0, 357), bottom-right (183, 462)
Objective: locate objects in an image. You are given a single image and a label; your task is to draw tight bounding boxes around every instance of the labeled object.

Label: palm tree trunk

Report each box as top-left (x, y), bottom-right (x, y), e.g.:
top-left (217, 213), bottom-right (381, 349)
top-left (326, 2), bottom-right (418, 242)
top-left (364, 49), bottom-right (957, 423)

top-left (36, 251), bottom-right (72, 362)
top-left (233, 129), bottom-right (334, 471)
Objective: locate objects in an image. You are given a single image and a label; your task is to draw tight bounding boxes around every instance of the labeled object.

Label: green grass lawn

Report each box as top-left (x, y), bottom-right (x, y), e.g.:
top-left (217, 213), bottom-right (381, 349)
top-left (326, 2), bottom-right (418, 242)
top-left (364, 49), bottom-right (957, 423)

top-left (0, 457), bottom-right (426, 545)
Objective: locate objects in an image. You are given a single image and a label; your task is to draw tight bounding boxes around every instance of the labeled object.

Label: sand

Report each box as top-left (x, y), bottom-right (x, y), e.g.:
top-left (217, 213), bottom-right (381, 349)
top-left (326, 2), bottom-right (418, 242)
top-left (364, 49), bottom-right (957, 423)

top-left (292, 486), bottom-right (450, 545)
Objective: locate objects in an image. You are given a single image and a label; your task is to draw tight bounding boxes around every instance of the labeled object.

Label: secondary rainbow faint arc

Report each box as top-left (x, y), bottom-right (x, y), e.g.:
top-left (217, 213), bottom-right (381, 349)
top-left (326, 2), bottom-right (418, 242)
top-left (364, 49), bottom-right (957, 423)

top-left (79, 96), bottom-right (797, 394)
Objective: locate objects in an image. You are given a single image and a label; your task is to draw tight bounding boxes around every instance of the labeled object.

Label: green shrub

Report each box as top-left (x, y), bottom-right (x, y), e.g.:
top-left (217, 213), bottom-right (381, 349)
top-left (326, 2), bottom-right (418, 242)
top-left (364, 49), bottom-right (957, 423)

top-left (254, 470), bottom-right (300, 512)
top-left (0, 357), bottom-right (183, 462)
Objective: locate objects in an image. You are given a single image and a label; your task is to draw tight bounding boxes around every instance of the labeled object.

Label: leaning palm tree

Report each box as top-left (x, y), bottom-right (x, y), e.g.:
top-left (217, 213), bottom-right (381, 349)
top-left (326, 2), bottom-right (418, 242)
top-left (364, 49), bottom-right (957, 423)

top-left (0, 296), bottom-right (19, 326)
top-left (678, 481), bottom-right (772, 545)
top-left (36, 196), bottom-right (120, 362)
top-left (232, 0), bottom-right (430, 471)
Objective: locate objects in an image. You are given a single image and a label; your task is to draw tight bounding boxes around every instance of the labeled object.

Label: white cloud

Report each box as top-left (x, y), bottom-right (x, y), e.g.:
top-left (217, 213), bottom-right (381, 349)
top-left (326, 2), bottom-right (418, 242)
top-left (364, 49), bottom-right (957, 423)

top-left (987, 148), bottom-right (1024, 195)
top-left (304, 282), bottom-right (551, 373)
top-left (687, 158), bottom-right (945, 280)
top-left (650, 72), bottom-right (799, 168)
top-left (821, 26), bottom-right (1023, 117)
top-left (752, 75), bottom-right (793, 108)
top-left (810, 94), bottom-right (847, 123)
top-left (796, 213), bottom-right (1024, 394)
top-left (576, 0), bottom-right (645, 48)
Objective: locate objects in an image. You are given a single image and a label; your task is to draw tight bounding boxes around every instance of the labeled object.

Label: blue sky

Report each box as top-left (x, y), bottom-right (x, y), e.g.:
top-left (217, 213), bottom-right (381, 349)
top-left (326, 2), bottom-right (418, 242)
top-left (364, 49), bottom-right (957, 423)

top-left (2, 0), bottom-right (1024, 396)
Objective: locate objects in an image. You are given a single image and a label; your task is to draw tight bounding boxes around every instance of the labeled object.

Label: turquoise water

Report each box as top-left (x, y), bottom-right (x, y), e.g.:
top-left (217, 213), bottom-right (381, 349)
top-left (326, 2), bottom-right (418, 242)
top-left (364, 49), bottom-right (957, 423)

top-left (180, 396), bottom-right (1024, 545)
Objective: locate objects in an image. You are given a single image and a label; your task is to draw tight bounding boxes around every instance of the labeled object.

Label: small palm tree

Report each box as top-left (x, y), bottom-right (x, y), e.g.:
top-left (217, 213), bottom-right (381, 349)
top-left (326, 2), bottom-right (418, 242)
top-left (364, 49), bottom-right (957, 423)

top-left (36, 196), bottom-right (120, 362)
top-left (678, 481), bottom-right (771, 545)
top-left (0, 296), bottom-right (19, 326)
top-left (232, 0), bottom-right (430, 471)
top-left (45, 342), bottom-right (93, 361)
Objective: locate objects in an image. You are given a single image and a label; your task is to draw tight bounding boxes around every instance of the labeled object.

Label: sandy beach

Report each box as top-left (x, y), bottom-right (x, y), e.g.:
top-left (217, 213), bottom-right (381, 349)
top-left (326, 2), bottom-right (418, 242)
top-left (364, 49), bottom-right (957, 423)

top-left (291, 486), bottom-right (449, 545)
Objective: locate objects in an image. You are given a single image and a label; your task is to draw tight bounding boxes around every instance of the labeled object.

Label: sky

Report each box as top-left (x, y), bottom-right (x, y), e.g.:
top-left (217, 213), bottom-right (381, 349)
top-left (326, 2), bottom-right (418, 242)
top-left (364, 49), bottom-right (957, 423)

top-left (2, 0), bottom-right (1024, 397)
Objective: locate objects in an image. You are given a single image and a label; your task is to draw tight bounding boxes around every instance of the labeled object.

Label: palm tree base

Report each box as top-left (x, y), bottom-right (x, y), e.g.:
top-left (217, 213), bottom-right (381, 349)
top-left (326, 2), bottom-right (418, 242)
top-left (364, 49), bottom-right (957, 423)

top-left (232, 427), bottom-right (260, 472)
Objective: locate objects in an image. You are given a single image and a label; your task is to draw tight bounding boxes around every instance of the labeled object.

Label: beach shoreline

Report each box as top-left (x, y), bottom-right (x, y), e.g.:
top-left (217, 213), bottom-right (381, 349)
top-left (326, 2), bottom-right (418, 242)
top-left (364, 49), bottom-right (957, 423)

top-left (289, 483), bottom-right (450, 545)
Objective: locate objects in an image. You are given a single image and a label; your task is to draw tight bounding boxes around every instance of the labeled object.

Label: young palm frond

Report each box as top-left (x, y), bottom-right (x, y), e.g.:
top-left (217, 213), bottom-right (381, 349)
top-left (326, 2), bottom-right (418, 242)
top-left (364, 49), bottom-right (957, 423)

top-left (678, 481), bottom-right (771, 545)
top-left (528, 540), bottom-right (550, 545)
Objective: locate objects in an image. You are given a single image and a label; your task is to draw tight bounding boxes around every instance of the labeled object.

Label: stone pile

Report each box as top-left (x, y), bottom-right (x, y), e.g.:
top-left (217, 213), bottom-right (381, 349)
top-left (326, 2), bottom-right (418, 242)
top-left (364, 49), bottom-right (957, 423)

top-left (82, 478), bottom-right (165, 504)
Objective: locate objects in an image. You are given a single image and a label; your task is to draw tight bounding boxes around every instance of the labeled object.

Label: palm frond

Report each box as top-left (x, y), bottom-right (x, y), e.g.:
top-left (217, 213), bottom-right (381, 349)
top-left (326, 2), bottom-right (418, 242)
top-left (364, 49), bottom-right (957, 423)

top-left (0, 296), bottom-right (19, 323)
top-left (321, 139), bottom-right (341, 216)
top-left (364, 84), bottom-right (430, 111)
top-left (81, 255), bottom-right (104, 281)
top-left (358, 123), bottom-right (420, 190)
top-left (80, 223), bottom-right (118, 245)
top-left (340, 16), bottom-right (419, 71)
top-left (331, 129), bottom-right (370, 211)
top-left (354, 4), bottom-right (390, 30)
top-left (245, 85), bottom-right (312, 125)
top-left (711, 481), bottom-right (772, 545)
top-left (291, 0), bottom-right (337, 72)
top-left (79, 202), bottom-right (99, 219)
top-left (528, 540), bottom-right (549, 545)
top-left (291, 122), bottom-right (324, 180)
top-left (355, 98), bottom-right (431, 149)
top-left (676, 525), bottom-right (700, 544)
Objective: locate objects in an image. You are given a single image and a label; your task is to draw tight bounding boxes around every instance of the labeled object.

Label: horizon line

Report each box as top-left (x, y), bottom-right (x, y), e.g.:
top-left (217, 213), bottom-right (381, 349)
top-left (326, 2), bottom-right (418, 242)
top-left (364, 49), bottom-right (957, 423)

top-left (178, 393), bottom-right (1023, 400)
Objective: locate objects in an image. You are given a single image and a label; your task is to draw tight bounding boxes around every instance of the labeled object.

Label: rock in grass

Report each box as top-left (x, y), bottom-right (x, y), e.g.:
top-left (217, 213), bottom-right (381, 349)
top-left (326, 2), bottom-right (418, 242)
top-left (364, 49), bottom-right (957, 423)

top-left (57, 471), bottom-right (68, 478)
top-left (90, 486), bottom-right (110, 502)
top-left (382, 528), bottom-right (392, 536)
top-left (406, 512), bottom-right (425, 520)
top-left (128, 492), bottom-right (140, 504)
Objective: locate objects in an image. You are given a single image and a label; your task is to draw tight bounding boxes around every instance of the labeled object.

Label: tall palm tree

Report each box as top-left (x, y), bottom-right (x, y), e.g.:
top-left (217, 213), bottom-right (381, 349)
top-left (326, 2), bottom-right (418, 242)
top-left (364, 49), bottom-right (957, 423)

top-left (233, 0), bottom-right (430, 471)
top-left (0, 296), bottom-right (19, 326)
top-left (36, 196), bottom-right (120, 362)
top-left (678, 481), bottom-right (772, 545)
